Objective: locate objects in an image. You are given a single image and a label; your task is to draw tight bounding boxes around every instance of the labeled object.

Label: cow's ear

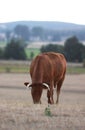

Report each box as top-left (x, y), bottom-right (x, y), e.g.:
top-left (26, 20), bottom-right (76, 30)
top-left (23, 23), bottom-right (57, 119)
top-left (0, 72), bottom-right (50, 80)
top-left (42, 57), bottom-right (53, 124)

top-left (24, 82), bottom-right (29, 86)
top-left (24, 82), bottom-right (32, 89)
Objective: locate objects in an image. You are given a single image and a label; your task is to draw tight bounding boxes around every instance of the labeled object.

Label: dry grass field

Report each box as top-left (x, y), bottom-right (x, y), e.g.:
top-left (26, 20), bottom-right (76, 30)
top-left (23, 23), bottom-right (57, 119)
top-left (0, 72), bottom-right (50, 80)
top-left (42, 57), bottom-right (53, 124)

top-left (0, 73), bottom-right (85, 130)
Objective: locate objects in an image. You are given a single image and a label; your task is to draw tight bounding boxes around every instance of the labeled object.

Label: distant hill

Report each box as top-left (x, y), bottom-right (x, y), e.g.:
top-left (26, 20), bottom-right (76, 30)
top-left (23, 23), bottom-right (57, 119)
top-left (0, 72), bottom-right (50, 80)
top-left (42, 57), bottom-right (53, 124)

top-left (1, 21), bottom-right (85, 42)
top-left (0, 21), bottom-right (85, 31)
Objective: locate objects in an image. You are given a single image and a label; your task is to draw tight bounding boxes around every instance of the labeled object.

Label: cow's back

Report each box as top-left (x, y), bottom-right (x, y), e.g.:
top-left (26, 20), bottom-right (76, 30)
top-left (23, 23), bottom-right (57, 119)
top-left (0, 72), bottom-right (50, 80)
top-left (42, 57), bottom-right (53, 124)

top-left (30, 52), bottom-right (66, 84)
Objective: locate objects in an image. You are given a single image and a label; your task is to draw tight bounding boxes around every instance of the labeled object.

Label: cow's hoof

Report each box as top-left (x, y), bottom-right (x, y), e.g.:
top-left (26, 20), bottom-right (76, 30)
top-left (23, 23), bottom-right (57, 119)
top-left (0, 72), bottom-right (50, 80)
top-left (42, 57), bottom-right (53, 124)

top-left (40, 100), bottom-right (42, 104)
top-left (56, 101), bottom-right (59, 104)
top-left (48, 100), bottom-right (52, 104)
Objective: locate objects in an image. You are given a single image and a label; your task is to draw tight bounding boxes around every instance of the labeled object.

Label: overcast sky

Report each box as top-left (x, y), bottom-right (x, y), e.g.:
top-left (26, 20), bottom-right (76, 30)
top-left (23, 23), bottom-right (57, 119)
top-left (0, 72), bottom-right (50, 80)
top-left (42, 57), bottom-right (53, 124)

top-left (0, 0), bottom-right (85, 25)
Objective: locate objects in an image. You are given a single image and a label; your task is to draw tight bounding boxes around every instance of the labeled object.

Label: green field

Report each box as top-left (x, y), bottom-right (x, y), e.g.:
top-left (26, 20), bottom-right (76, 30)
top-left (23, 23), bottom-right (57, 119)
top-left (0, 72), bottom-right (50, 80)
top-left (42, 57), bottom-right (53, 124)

top-left (0, 60), bottom-right (29, 73)
top-left (0, 60), bottom-right (85, 74)
top-left (0, 41), bottom-right (7, 47)
top-left (0, 66), bottom-right (29, 73)
top-left (67, 66), bottom-right (85, 74)
top-left (25, 48), bottom-right (40, 59)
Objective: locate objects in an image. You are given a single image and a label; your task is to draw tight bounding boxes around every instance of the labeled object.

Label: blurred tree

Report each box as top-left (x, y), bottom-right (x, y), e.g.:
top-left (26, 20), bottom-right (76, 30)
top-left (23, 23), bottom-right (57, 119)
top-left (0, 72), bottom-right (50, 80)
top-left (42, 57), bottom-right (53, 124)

top-left (40, 43), bottom-right (64, 53)
top-left (4, 39), bottom-right (27, 60)
top-left (82, 46), bottom-right (85, 60)
top-left (64, 36), bottom-right (84, 62)
top-left (6, 30), bottom-right (11, 41)
top-left (14, 25), bottom-right (30, 41)
top-left (31, 26), bottom-right (44, 40)
top-left (0, 48), bottom-right (4, 59)
top-left (30, 51), bottom-right (34, 60)
top-left (52, 33), bottom-right (61, 41)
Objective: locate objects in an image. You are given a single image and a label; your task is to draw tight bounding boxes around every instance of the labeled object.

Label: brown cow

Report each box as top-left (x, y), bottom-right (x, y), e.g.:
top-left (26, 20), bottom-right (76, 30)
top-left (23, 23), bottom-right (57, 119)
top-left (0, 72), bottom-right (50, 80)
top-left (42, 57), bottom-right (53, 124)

top-left (24, 52), bottom-right (66, 104)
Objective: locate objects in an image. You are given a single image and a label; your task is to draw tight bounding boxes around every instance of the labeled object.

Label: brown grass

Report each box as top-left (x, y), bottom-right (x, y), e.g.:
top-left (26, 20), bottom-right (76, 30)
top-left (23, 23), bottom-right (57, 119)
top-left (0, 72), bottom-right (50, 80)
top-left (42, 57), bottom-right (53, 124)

top-left (0, 74), bottom-right (85, 130)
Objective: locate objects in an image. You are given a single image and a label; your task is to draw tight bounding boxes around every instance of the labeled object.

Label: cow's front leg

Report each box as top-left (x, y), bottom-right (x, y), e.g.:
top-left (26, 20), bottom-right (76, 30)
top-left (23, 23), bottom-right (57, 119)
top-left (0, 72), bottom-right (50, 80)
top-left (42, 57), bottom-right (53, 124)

top-left (47, 90), bottom-right (51, 104)
top-left (47, 90), bottom-right (54, 104)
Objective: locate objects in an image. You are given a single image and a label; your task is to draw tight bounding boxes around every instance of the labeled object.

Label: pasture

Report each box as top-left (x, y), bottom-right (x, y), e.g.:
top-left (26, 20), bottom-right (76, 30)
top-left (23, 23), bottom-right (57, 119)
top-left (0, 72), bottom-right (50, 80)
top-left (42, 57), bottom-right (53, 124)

top-left (0, 60), bottom-right (85, 74)
top-left (0, 73), bottom-right (85, 130)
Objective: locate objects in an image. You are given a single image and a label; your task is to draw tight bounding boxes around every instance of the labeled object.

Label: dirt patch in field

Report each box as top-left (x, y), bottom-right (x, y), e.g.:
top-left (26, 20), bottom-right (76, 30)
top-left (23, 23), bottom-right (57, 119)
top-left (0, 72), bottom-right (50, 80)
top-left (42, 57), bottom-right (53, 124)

top-left (0, 73), bottom-right (85, 130)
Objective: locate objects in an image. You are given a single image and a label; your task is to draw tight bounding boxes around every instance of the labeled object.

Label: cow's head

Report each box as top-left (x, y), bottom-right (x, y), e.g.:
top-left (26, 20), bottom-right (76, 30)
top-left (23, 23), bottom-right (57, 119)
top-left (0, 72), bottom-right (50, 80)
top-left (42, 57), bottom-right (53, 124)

top-left (24, 82), bottom-right (50, 104)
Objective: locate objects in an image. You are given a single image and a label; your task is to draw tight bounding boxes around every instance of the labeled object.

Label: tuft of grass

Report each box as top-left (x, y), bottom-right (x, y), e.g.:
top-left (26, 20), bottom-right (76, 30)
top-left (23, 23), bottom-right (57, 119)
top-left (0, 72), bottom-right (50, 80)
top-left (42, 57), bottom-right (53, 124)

top-left (45, 107), bottom-right (52, 117)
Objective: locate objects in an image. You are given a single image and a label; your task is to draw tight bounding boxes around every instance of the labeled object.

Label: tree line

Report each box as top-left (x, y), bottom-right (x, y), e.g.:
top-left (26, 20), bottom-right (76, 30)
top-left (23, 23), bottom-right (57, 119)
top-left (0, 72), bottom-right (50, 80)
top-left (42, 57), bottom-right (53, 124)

top-left (3, 24), bottom-right (85, 42)
top-left (0, 36), bottom-right (85, 62)
top-left (0, 39), bottom-right (26, 60)
top-left (41, 36), bottom-right (85, 62)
